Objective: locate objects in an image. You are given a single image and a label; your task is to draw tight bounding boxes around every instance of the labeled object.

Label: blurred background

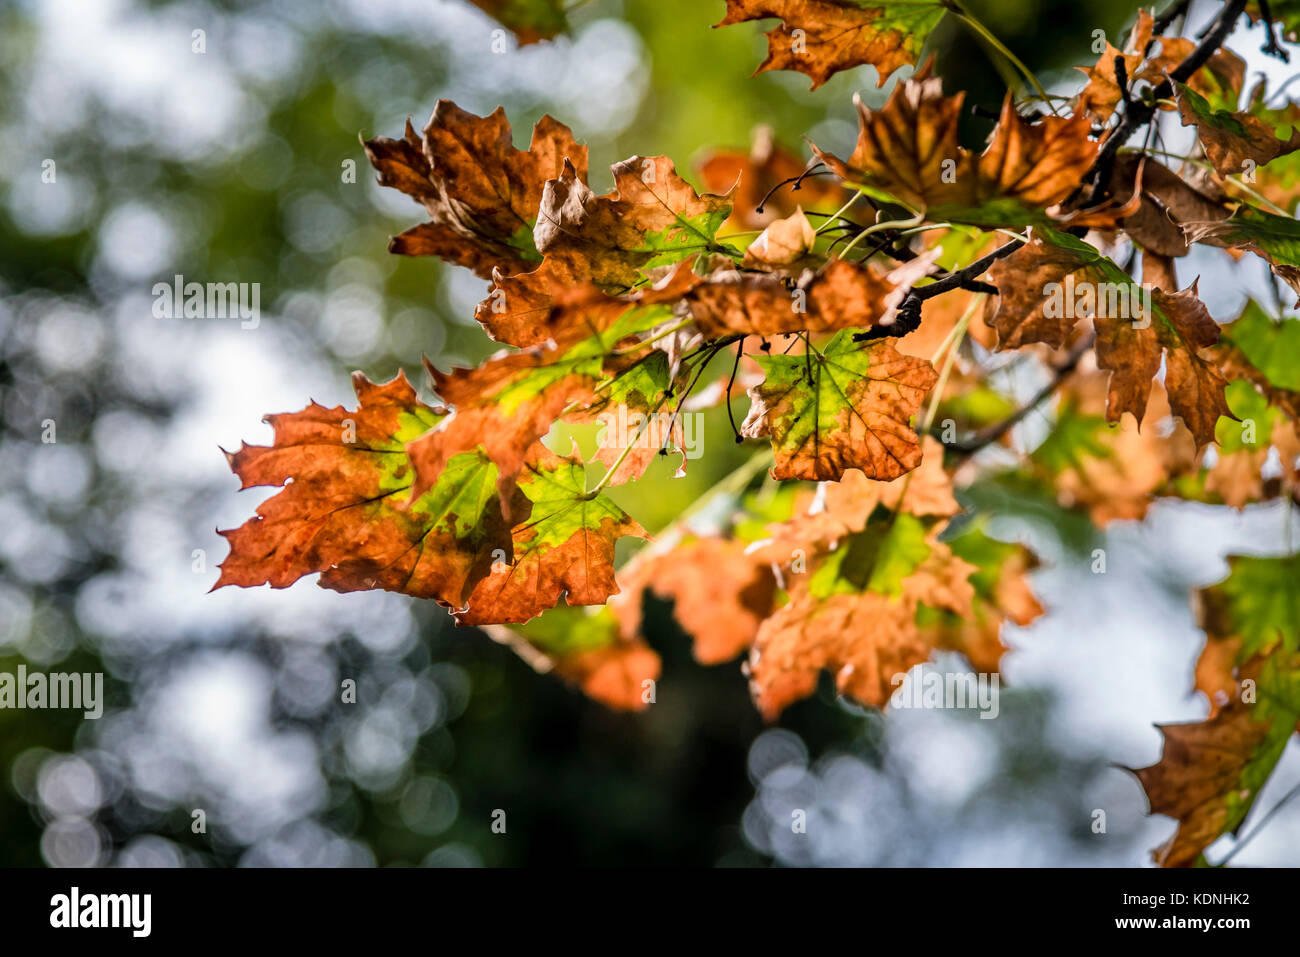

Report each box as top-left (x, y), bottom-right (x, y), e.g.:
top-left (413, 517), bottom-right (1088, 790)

top-left (1, 0), bottom-right (1298, 867)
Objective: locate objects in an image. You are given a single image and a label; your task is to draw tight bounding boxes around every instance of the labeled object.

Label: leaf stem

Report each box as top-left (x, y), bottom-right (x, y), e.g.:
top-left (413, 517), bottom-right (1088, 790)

top-left (948, 2), bottom-right (1056, 112)
top-left (813, 190), bottom-right (866, 235)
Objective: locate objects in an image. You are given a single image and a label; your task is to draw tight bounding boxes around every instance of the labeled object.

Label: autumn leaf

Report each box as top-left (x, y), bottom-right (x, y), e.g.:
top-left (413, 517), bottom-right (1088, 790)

top-left (1134, 553), bottom-right (1300, 867)
top-left (482, 605), bottom-right (661, 710)
top-left (714, 0), bottom-right (947, 90)
top-left (746, 511), bottom-right (1014, 719)
top-left (684, 252), bottom-right (936, 339)
top-left (990, 227), bottom-right (1229, 447)
top-left (534, 156), bottom-right (735, 288)
top-left (741, 330), bottom-right (938, 481)
top-left (466, 0), bottom-right (569, 45)
top-left (569, 349), bottom-right (687, 486)
top-left (1176, 82), bottom-right (1300, 179)
top-left (812, 70), bottom-right (1097, 227)
top-left (1210, 299), bottom-right (1300, 419)
top-left (1106, 155), bottom-right (1228, 258)
top-left (936, 522), bottom-right (1042, 673)
top-left (612, 537), bottom-right (778, 665)
top-left (1076, 11), bottom-right (1245, 124)
top-left (755, 435), bottom-right (958, 557)
top-left (215, 372), bottom-right (515, 609)
top-left (363, 100), bottom-right (587, 278)
top-left (1185, 206), bottom-right (1300, 296)
top-left (455, 443), bottom-right (647, 625)
top-left (410, 282), bottom-right (683, 512)
top-left (1031, 366), bottom-right (1197, 524)
top-left (474, 257), bottom-right (585, 349)
top-left (1133, 657), bottom-right (1300, 867)
top-left (742, 208), bottom-right (818, 269)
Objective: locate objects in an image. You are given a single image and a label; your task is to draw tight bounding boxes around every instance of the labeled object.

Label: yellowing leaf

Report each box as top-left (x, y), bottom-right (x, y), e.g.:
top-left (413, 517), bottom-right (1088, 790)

top-left (741, 330), bottom-right (938, 481)
top-left (215, 372), bottom-right (512, 609)
top-left (456, 444), bottom-right (647, 625)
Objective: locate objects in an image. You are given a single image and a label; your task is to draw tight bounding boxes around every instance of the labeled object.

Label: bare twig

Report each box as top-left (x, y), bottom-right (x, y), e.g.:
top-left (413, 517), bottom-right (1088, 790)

top-left (1084, 0), bottom-right (1247, 206)
top-left (946, 332), bottom-right (1095, 455)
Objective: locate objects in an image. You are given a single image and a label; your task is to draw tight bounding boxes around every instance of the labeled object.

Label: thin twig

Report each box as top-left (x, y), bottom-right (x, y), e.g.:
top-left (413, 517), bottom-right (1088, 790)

top-left (1083, 0), bottom-right (1247, 206)
top-left (947, 332), bottom-right (1095, 455)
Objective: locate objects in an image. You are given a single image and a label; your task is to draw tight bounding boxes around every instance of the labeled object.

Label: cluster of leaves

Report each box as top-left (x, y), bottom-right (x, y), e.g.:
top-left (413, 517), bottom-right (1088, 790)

top-left (217, 0), bottom-right (1300, 865)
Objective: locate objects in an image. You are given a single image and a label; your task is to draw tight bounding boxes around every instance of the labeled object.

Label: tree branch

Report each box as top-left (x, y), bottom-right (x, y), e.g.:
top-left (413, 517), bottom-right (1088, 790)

top-left (1084, 0), bottom-right (1247, 206)
top-left (946, 332), bottom-right (1095, 455)
top-left (852, 238), bottom-right (1024, 342)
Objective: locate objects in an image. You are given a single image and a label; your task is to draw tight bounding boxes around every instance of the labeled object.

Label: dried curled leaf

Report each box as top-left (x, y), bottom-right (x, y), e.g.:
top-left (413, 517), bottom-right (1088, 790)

top-left (1076, 11), bottom-right (1245, 124)
top-left (1106, 155), bottom-right (1229, 258)
top-left (741, 330), bottom-right (938, 482)
top-left (684, 253), bottom-right (936, 338)
top-left (812, 69), bottom-right (1097, 227)
top-left (363, 100), bottom-right (587, 278)
top-left (1185, 206), bottom-right (1300, 297)
top-left (534, 156), bottom-right (734, 288)
top-left (1176, 82), bottom-right (1300, 179)
top-left (714, 0), bottom-right (947, 90)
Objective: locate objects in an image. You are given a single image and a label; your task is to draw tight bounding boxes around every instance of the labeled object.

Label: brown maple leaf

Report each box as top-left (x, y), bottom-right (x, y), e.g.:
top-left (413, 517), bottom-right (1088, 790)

top-left (363, 101), bottom-right (587, 278)
top-left (741, 208), bottom-right (818, 270)
top-left (533, 156), bottom-right (734, 288)
top-left (1131, 651), bottom-right (1298, 867)
top-left (1106, 156), bottom-right (1229, 258)
top-left (753, 435), bottom-right (958, 560)
top-left (1177, 83), bottom-right (1300, 178)
top-left (1076, 11), bottom-right (1245, 125)
top-left (747, 531), bottom-right (977, 720)
top-left (989, 229), bottom-right (1229, 447)
top-left (714, 0), bottom-right (946, 90)
top-left (612, 538), bottom-right (779, 665)
top-left (812, 69), bottom-right (1096, 219)
top-left (684, 253), bottom-right (935, 339)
